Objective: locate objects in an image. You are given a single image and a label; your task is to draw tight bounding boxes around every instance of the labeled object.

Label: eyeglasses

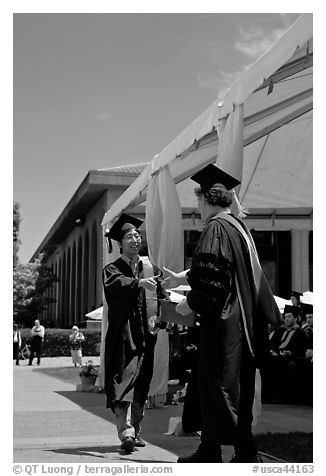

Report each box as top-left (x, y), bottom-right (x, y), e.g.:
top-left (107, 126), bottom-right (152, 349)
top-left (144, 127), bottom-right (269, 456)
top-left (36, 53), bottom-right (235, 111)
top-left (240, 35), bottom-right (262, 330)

top-left (123, 233), bottom-right (141, 241)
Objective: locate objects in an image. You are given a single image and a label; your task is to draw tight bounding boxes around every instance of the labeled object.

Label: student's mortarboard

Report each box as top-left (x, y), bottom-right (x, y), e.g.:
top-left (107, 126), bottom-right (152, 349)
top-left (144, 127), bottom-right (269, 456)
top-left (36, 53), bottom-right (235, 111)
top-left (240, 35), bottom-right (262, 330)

top-left (283, 305), bottom-right (299, 316)
top-left (290, 290), bottom-right (303, 299)
top-left (105, 213), bottom-right (143, 253)
top-left (190, 164), bottom-right (241, 191)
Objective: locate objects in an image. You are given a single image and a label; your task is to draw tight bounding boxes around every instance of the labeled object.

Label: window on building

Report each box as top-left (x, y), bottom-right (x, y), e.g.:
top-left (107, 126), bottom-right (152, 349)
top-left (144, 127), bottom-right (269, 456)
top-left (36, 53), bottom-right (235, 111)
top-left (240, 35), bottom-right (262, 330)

top-left (251, 230), bottom-right (291, 297)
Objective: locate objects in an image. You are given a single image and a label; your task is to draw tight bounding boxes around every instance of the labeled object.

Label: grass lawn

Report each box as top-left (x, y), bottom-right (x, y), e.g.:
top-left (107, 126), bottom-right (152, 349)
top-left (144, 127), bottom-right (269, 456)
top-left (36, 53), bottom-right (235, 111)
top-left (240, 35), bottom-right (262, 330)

top-left (37, 367), bottom-right (313, 463)
top-left (256, 432), bottom-right (313, 463)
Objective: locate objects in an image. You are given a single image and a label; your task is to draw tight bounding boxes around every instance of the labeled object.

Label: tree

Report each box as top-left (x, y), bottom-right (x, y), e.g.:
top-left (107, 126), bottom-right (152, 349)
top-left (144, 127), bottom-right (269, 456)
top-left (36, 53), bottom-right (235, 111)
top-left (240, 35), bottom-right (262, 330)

top-left (13, 260), bottom-right (39, 319)
top-left (13, 202), bottom-right (58, 326)
top-left (27, 253), bottom-right (59, 320)
top-left (13, 201), bottom-right (21, 268)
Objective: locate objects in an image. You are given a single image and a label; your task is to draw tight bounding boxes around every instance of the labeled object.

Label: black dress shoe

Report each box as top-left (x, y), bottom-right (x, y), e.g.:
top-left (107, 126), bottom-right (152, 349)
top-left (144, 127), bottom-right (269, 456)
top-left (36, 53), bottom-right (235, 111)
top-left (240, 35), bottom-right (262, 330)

top-left (229, 453), bottom-right (262, 463)
top-left (120, 436), bottom-right (135, 453)
top-left (135, 436), bottom-right (146, 447)
top-left (177, 449), bottom-right (222, 463)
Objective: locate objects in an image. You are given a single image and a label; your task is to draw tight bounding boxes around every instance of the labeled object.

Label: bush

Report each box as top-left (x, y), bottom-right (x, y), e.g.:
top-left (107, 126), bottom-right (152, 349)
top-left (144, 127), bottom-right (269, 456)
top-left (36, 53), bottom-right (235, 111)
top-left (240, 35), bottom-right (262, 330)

top-left (20, 328), bottom-right (101, 357)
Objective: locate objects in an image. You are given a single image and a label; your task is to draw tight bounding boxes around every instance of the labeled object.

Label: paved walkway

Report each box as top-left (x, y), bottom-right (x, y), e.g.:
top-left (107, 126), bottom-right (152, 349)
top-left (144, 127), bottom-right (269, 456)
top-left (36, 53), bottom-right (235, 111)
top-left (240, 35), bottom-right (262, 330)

top-left (13, 357), bottom-right (313, 464)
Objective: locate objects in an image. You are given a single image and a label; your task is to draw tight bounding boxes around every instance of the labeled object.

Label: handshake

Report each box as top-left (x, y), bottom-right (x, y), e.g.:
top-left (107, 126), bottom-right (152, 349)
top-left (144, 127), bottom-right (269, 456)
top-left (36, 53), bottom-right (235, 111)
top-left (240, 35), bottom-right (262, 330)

top-left (139, 266), bottom-right (192, 317)
top-left (160, 267), bottom-right (192, 317)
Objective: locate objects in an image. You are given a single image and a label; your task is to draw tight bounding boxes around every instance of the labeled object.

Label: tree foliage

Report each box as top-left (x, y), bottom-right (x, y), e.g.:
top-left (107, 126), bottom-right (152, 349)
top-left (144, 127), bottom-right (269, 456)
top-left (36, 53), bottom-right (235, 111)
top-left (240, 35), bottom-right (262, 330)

top-left (13, 260), bottom-right (40, 316)
top-left (13, 202), bottom-right (58, 326)
top-left (13, 201), bottom-right (21, 268)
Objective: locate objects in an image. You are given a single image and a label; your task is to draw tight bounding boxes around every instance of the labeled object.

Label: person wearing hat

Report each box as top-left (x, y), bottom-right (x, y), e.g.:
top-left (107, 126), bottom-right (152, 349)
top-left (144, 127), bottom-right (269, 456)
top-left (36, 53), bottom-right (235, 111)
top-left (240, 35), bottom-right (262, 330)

top-left (162, 164), bottom-right (282, 463)
top-left (290, 291), bottom-right (305, 326)
top-left (102, 213), bottom-right (167, 454)
top-left (69, 325), bottom-right (85, 367)
top-left (13, 322), bottom-right (22, 366)
top-left (277, 305), bottom-right (307, 358)
top-left (299, 304), bottom-right (313, 403)
top-left (264, 305), bottom-right (308, 402)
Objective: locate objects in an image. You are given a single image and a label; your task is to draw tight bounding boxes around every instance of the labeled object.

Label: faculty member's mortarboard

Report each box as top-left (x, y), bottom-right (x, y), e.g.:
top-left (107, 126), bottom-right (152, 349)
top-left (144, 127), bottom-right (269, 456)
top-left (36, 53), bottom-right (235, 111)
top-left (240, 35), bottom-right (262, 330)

top-left (105, 213), bottom-right (143, 252)
top-left (190, 164), bottom-right (241, 191)
top-left (283, 305), bottom-right (299, 316)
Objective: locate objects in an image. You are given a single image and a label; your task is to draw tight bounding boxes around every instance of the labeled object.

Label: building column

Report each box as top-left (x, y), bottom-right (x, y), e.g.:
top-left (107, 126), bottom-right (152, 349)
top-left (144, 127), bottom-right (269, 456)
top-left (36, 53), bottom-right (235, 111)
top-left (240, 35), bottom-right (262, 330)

top-left (54, 261), bottom-right (59, 325)
top-left (69, 251), bottom-right (72, 325)
top-left (291, 229), bottom-right (310, 292)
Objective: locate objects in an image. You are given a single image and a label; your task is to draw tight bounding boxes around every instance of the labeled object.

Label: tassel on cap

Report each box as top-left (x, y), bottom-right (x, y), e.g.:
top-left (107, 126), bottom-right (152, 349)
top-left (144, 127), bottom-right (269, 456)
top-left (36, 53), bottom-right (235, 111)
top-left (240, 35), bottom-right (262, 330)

top-left (232, 190), bottom-right (248, 220)
top-left (104, 230), bottom-right (113, 253)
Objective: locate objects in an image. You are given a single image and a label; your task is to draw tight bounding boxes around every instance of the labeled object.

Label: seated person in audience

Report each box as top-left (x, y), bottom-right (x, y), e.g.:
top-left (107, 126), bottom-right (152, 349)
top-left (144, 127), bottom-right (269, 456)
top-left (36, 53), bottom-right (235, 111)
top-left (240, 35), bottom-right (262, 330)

top-left (301, 304), bottom-right (313, 351)
top-left (268, 323), bottom-right (286, 356)
top-left (262, 305), bottom-right (308, 402)
top-left (292, 304), bottom-right (313, 403)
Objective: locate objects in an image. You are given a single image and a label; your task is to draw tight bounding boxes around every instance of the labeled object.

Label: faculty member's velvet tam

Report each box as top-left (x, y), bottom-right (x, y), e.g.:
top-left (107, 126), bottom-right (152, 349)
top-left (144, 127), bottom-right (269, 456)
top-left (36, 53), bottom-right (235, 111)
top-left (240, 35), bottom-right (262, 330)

top-left (283, 305), bottom-right (299, 316)
top-left (190, 164), bottom-right (241, 191)
top-left (105, 213), bottom-right (143, 252)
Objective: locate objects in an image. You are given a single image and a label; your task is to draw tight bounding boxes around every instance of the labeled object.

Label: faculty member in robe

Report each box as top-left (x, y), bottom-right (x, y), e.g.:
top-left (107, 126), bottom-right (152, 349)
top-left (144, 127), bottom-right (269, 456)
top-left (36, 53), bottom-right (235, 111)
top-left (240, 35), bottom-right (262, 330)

top-left (162, 164), bottom-right (282, 463)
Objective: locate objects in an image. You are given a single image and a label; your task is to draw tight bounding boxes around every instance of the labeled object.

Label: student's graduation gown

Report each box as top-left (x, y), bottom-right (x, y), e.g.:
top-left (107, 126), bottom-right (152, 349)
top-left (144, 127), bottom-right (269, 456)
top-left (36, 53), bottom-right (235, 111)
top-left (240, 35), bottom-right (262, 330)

top-left (102, 257), bottom-right (162, 411)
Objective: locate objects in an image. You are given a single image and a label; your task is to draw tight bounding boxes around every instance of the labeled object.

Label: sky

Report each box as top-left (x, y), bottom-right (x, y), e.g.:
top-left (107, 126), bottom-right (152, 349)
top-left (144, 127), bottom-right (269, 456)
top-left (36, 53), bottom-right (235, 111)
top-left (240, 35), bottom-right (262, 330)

top-left (13, 11), bottom-right (302, 263)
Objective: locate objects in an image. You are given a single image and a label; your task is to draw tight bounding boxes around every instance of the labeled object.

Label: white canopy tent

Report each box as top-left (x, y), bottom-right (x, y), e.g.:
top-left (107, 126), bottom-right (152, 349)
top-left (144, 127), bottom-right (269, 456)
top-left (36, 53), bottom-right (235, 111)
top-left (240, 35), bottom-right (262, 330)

top-left (99, 14), bottom-right (313, 390)
top-left (102, 13), bottom-right (312, 231)
top-left (302, 291), bottom-right (313, 305)
top-left (85, 307), bottom-right (103, 320)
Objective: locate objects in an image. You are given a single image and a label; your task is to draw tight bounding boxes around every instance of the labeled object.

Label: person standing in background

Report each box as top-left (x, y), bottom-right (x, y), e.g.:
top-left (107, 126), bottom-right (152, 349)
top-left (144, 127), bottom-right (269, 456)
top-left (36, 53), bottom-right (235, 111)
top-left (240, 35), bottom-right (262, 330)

top-left (69, 325), bottom-right (85, 367)
top-left (28, 319), bottom-right (45, 366)
top-left (13, 322), bottom-right (22, 366)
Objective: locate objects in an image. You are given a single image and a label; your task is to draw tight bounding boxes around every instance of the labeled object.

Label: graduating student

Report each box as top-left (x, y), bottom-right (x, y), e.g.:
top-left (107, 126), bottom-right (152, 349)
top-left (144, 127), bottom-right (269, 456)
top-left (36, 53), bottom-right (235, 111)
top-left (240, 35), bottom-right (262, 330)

top-left (102, 214), bottom-right (166, 454)
top-left (163, 164), bottom-right (282, 463)
top-left (265, 305), bottom-right (308, 402)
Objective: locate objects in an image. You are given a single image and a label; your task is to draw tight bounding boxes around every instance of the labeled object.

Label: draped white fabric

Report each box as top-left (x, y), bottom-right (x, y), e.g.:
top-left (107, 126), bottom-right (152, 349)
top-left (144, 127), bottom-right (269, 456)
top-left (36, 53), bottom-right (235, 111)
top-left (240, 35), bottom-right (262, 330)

top-left (217, 104), bottom-right (243, 180)
top-left (146, 163), bottom-right (183, 272)
top-left (146, 163), bottom-right (184, 396)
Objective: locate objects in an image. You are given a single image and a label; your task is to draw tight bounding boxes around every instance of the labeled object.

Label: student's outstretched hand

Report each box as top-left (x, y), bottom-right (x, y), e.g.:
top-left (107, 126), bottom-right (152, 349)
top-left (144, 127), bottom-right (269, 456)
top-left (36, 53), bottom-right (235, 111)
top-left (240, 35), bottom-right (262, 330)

top-left (139, 275), bottom-right (160, 291)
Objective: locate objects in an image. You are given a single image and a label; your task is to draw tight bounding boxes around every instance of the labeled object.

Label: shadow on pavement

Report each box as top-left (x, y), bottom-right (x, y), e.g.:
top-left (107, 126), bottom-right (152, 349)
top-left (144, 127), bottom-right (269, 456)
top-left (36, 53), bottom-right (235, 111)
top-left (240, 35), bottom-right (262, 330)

top-left (55, 390), bottom-right (198, 458)
top-left (56, 390), bottom-right (182, 431)
top-left (46, 445), bottom-right (121, 459)
top-left (46, 444), bottom-right (177, 463)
